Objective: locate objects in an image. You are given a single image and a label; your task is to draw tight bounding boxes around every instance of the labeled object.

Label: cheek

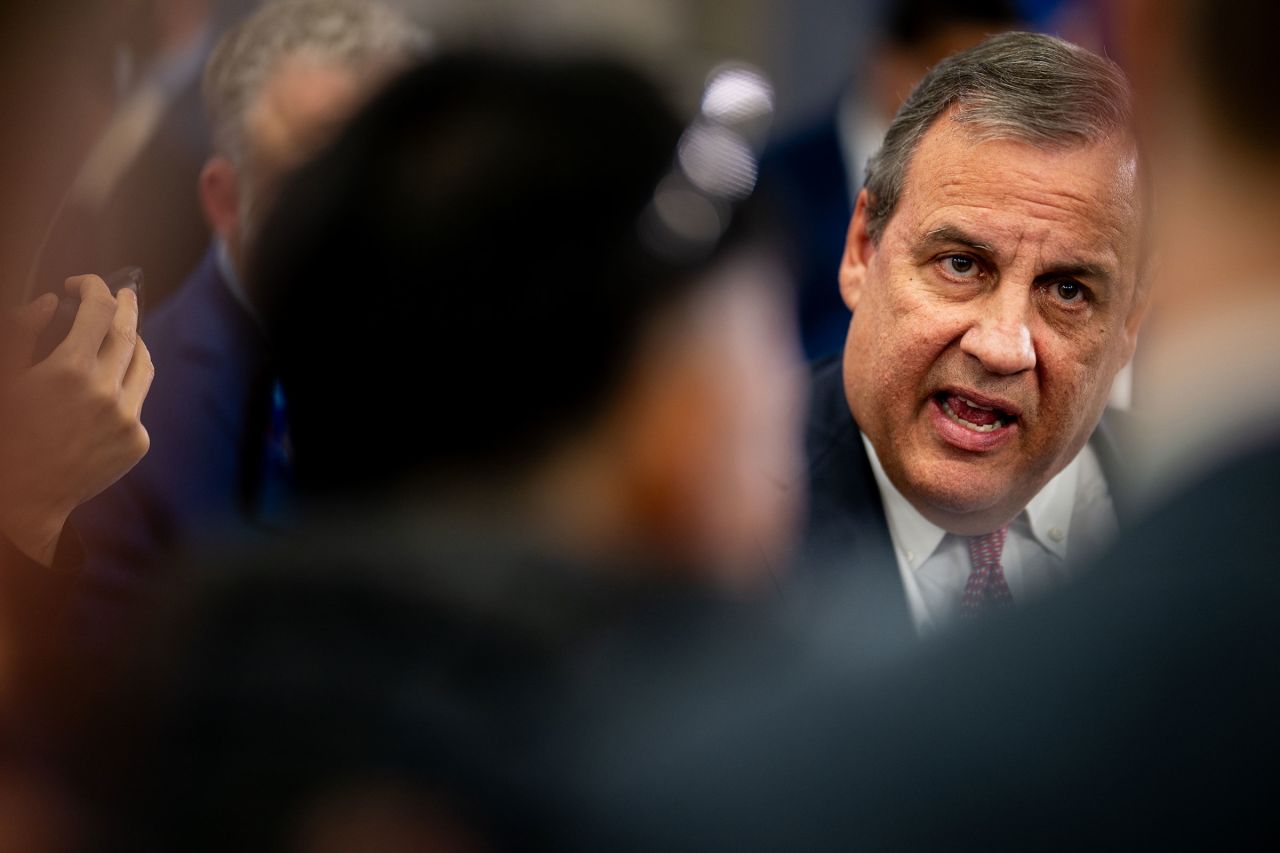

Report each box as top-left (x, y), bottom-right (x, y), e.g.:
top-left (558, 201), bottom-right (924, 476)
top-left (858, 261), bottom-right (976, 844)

top-left (1033, 331), bottom-right (1115, 433)
top-left (883, 262), bottom-right (971, 346)
top-left (852, 272), bottom-right (968, 401)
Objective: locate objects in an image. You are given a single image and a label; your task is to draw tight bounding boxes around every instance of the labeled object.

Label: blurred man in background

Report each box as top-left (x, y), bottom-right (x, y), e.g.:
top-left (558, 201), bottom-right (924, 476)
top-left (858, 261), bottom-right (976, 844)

top-left (762, 0), bottom-right (1021, 359)
top-left (72, 0), bottom-right (428, 614)
top-left (90, 53), bottom-right (805, 850)
top-left (798, 33), bottom-right (1145, 640)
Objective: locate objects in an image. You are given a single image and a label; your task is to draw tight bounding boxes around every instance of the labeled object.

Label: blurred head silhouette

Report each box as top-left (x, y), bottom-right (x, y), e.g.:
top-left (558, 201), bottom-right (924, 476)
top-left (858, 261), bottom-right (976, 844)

top-left (255, 55), bottom-right (805, 585)
top-left (1110, 0), bottom-right (1280, 487)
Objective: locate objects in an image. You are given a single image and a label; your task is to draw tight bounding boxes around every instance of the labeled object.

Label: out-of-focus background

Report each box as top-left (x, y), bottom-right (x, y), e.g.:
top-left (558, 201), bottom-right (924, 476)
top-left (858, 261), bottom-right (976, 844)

top-left (1, 0), bottom-right (1104, 312)
top-left (395, 0), bottom-right (1100, 128)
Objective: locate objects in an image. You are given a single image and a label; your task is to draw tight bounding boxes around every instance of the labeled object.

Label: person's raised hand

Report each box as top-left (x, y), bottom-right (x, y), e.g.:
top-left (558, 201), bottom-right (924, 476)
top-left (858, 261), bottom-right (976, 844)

top-left (0, 275), bottom-right (154, 566)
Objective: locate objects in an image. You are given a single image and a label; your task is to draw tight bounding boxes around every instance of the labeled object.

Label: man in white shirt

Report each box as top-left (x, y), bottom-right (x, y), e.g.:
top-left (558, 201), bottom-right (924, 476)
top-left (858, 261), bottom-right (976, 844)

top-left (799, 31), bottom-right (1147, 636)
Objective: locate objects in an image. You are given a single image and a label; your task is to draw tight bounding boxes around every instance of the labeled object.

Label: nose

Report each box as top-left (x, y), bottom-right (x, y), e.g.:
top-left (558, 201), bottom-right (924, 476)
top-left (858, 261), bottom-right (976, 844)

top-left (959, 287), bottom-right (1037, 376)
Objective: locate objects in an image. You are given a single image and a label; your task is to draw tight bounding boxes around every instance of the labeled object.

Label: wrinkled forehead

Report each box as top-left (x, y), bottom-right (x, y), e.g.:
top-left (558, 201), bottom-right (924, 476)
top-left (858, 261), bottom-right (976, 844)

top-left (896, 119), bottom-right (1144, 273)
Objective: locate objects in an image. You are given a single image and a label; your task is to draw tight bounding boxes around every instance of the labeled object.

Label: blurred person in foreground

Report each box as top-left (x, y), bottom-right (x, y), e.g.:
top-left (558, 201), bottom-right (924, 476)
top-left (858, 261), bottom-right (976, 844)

top-left (70, 4), bottom-right (1280, 849)
top-left (72, 0), bottom-right (428, 615)
top-left (761, 0), bottom-right (1022, 359)
top-left (551, 6), bottom-right (1280, 847)
top-left (795, 32), bottom-right (1147, 640)
top-left (86, 54), bottom-right (806, 851)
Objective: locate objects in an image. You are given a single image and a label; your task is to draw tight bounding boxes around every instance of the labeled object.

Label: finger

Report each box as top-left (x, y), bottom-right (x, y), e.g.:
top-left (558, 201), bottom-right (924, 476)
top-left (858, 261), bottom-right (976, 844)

top-left (97, 285), bottom-right (141, 385)
top-left (120, 335), bottom-right (155, 419)
top-left (0, 293), bottom-right (57, 372)
top-left (56, 275), bottom-right (117, 362)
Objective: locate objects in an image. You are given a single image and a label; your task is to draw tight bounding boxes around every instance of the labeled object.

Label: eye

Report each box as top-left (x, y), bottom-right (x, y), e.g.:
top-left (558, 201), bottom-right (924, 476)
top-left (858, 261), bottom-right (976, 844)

top-left (1053, 280), bottom-right (1086, 303)
top-left (940, 255), bottom-right (980, 279)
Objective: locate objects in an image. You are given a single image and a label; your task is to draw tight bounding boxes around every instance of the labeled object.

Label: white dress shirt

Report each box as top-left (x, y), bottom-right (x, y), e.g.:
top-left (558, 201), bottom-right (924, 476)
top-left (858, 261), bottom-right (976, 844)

top-left (862, 434), bottom-right (1118, 636)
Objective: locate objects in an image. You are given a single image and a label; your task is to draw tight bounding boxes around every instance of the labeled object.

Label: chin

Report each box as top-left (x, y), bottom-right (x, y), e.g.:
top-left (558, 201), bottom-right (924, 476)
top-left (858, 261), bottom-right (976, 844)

top-left (920, 487), bottom-right (1005, 518)
top-left (903, 459), bottom-right (1013, 518)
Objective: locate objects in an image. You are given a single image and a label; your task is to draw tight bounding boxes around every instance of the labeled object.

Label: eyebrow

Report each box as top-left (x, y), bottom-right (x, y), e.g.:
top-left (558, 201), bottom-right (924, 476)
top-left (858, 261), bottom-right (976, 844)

top-left (921, 226), bottom-right (995, 255)
top-left (1037, 259), bottom-right (1113, 283)
top-left (921, 225), bottom-right (1116, 284)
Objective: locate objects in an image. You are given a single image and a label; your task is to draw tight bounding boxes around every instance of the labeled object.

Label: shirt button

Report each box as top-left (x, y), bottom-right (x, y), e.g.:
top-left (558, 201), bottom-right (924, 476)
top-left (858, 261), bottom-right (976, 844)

top-left (1049, 528), bottom-right (1065, 543)
top-left (905, 549), bottom-right (916, 564)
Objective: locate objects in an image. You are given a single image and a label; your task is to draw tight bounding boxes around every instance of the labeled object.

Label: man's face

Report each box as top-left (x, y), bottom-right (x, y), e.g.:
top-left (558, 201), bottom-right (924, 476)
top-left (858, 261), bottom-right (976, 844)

top-left (229, 57), bottom-right (368, 270)
top-left (840, 115), bottom-right (1145, 535)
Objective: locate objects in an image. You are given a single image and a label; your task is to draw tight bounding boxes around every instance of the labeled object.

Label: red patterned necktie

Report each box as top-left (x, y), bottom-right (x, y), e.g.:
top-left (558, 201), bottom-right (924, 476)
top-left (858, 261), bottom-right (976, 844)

top-left (961, 526), bottom-right (1014, 619)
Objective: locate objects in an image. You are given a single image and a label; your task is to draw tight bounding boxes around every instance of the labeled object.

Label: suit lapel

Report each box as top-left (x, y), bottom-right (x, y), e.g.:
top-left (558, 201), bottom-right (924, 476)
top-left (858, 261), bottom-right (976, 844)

top-left (167, 246), bottom-right (273, 516)
top-left (172, 247), bottom-right (270, 440)
top-left (1090, 409), bottom-right (1136, 526)
top-left (797, 359), bottom-right (914, 636)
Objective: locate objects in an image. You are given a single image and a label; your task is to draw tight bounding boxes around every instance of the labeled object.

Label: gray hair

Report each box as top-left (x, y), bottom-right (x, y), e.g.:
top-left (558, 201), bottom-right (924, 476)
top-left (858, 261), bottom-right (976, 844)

top-left (863, 31), bottom-right (1133, 242)
top-left (203, 0), bottom-right (430, 167)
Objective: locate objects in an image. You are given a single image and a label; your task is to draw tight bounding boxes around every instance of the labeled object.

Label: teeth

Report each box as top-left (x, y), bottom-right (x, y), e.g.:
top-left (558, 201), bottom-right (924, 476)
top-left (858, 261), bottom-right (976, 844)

top-left (942, 399), bottom-right (1002, 432)
top-left (959, 396), bottom-right (994, 412)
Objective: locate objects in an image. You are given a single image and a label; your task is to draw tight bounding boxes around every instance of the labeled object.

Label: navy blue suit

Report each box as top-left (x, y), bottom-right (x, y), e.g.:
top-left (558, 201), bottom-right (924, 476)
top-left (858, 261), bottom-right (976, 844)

top-left (72, 245), bottom-right (274, 601)
top-left (759, 115), bottom-right (855, 361)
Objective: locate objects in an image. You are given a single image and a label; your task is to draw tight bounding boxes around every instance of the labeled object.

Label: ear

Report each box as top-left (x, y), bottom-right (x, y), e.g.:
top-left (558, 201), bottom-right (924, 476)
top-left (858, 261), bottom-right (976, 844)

top-left (838, 188), bottom-right (876, 312)
top-left (198, 155), bottom-right (241, 245)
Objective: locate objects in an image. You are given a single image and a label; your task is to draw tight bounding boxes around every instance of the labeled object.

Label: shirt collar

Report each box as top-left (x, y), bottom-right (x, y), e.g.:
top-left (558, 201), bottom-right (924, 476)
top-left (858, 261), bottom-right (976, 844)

top-left (1023, 451), bottom-right (1079, 561)
top-left (862, 433), bottom-right (947, 567)
top-left (862, 433), bottom-right (1081, 563)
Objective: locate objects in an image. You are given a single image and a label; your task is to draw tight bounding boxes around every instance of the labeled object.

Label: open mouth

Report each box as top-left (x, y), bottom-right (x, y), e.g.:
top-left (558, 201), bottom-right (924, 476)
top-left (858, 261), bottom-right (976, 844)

top-left (935, 392), bottom-right (1017, 433)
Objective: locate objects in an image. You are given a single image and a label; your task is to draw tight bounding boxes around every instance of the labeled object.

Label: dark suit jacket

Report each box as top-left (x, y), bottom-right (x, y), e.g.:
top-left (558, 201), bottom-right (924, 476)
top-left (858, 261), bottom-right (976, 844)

top-left (71, 245), bottom-right (273, 605)
top-left (797, 355), bottom-right (1131, 644)
top-left (758, 115), bottom-right (855, 361)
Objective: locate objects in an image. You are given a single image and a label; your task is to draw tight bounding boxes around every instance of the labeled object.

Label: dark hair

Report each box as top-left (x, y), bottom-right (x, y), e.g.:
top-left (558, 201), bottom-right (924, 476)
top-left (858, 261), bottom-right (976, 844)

top-left (253, 55), bottom-right (761, 497)
top-left (1186, 0), bottom-right (1280, 153)
top-left (882, 0), bottom-right (1020, 48)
